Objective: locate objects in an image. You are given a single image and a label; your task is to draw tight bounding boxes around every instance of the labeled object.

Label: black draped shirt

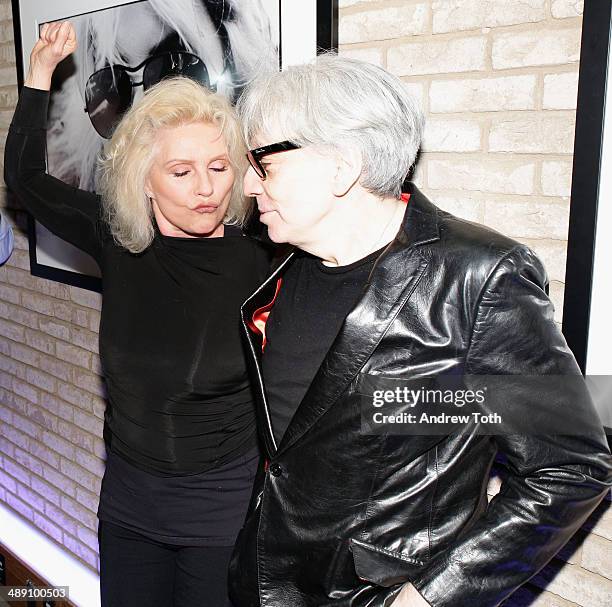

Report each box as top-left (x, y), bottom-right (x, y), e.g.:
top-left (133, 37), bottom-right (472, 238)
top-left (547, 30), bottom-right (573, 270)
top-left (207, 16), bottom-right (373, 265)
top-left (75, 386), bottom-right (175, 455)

top-left (5, 87), bottom-right (270, 476)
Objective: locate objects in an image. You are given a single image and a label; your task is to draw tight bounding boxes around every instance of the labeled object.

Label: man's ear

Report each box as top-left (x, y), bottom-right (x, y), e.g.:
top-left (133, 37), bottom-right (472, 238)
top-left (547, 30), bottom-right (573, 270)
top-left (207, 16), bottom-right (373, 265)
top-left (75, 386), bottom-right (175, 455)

top-left (332, 146), bottom-right (362, 197)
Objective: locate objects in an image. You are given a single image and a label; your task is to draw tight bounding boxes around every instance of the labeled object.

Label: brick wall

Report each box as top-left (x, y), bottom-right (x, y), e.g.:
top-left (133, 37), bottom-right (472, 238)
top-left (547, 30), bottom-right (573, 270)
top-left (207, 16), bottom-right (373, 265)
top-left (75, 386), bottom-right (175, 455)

top-left (0, 0), bottom-right (609, 603)
top-left (338, 1), bottom-right (611, 605)
top-left (340, 0), bottom-right (584, 321)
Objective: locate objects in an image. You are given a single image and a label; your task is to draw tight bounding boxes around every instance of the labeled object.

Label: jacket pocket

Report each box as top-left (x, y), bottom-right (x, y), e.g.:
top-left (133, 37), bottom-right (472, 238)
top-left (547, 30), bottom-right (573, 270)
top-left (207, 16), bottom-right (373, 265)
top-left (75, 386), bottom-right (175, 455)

top-left (350, 538), bottom-right (424, 588)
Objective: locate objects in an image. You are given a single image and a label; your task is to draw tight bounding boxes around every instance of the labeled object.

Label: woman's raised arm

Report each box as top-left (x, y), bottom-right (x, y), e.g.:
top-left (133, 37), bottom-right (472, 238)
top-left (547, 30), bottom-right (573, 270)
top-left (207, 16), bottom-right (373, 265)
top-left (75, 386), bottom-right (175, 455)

top-left (4, 21), bottom-right (103, 264)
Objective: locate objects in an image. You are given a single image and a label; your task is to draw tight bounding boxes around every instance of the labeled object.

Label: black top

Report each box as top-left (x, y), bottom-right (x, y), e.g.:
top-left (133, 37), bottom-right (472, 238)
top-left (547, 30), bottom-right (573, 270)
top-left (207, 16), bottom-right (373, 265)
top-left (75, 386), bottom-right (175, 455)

top-left (262, 248), bottom-right (383, 443)
top-left (5, 86), bottom-right (270, 476)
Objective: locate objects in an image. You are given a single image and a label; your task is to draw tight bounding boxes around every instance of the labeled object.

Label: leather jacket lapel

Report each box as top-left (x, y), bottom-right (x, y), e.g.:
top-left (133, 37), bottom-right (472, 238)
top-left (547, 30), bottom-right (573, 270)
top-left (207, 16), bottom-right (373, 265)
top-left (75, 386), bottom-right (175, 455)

top-left (241, 251), bottom-right (296, 456)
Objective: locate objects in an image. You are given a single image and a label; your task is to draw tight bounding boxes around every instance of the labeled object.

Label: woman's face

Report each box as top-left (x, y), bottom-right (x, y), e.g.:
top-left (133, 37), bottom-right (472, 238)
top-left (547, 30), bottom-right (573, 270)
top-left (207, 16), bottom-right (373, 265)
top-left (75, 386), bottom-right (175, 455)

top-left (146, 121), bottom-right (235, 238)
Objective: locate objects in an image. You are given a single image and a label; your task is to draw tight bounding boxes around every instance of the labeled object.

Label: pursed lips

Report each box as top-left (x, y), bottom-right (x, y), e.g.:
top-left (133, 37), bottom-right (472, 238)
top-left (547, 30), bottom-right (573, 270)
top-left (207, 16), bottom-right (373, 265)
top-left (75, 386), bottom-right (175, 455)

top-left (191, 203), bottom-right (219, 214)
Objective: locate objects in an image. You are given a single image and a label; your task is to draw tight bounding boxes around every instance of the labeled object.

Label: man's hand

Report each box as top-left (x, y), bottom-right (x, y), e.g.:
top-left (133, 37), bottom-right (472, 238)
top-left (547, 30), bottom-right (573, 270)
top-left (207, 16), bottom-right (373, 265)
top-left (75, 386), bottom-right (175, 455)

top-left (390, 583), bottom-right (431, 607)
top-left (25, 21), bottom-right (77, 90)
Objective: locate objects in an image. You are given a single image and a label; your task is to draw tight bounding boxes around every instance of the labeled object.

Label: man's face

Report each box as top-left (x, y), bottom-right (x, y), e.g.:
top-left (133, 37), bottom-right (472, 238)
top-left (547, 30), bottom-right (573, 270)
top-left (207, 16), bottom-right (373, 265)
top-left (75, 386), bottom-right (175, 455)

top-left (243, 137), bottom-right (338, 247)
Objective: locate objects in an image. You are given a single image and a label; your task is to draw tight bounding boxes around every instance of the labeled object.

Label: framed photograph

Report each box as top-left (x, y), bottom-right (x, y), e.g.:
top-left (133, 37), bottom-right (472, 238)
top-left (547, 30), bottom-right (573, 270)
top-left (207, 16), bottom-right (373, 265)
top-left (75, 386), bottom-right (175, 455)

top-left (10, 0), bottom-right (338, 292)
top-left (562, 0), bottom-right (611, 429)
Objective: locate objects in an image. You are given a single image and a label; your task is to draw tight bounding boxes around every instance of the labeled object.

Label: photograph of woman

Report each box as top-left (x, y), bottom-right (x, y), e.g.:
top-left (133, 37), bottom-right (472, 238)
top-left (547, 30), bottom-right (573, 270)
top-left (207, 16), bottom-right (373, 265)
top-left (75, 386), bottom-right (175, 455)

top-left (29, 0), bottom-right (278, 281)
top-left (5, 20), bottom-right (271, 607)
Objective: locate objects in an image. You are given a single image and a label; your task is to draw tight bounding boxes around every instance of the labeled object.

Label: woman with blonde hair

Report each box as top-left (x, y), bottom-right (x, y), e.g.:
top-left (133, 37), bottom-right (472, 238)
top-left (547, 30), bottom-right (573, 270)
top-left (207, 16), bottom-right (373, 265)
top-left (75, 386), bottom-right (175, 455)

top-left (5, 21), bottom-right (269, 606)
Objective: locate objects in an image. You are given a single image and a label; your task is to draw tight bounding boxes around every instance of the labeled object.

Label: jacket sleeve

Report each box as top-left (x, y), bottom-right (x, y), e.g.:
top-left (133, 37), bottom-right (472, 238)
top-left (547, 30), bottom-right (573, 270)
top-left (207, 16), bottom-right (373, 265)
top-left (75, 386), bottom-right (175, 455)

top-left (4, 86), bottom-right (104, 264)
top-left (409, 245), bottom-right (612, 607)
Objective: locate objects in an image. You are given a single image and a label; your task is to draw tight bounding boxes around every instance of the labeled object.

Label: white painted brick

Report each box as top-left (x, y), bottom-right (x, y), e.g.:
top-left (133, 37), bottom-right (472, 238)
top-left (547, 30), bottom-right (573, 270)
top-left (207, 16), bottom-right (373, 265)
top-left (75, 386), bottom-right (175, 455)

top-left (73, 369), bottom-right (106, 398)
top-left (339, 0), bottom-right (378, 7)
top-left (388, 36), bottom-right (487, 77)
top-left (9, 342), bottom-right (40, 367)
top-left (551, 0), bottom-right (584, 19)
top-left (0, 421), bottom-right (29, 450)
top-left (58, 384), bottom-right (95, 411)
top-left (0, 466), bottom-right (17, 493)
top-left (0, 43), bottom-right (16, 66)
top-left (581, 533), bottom-right (612, 579)
top-left (77, 525), bottom-right (99, 553)
top-left (549, 280), bottom-right (565, 324)
top-left (33, 512), bottom-right (63, 544)
top-left (542, 160), bottom-right (573, 197)
top-left (7, 249), bottom-right (29, 271)
top-left (41, 464), bottom-right (76, 498)
top-left (0, 2), bottom-right (14, 21)
top-left (433, 0), bottom-right (546, 33)
top-left (422, 118), bottom-right (481, 152)
top-left (3, 457), bottom-right (31, 485)
top-left (11, 380), bottom-right (38, 407)
top-left (43, 430), bottom-right (76, 460)
top-left (61, 494), bottom-right (99, 528)
top-left (489, 114), bottom-right (575, 154)
top-left (60, 459), bottom-right (98, 493)
top-left (543, 71), bottom-right (579, 110)
top-left (0, 283), bottom-right (20, 304)
top-left (338, 45), bottom-right (384, 67)
top-left (71, 326), bottom-right (99, 354)
top-left (75, 486), bottom-right (100, 513)
top-left (428, 158), bottom-right (535, 195)
top-left (26, 402), bottom-right (59, 432)
top-left (38, 354), bottom-right (73, 382)
top-left (17, 483), bottom-right (46, 513)
top-left (58, 423), bottom-right (95, 453)
top-left (6, 492), bottom-right (34, 522)
top-left (584, 501), bottom-right (612, 541)
top-left (13, 446), bottom-right (44, 477)
top-left (62, 533), bottom-right (98, 570)
top-left (39, 317), bottom-right (71, 341)
top-left (533, 560), bottom-right (612, 607)
top-left (75, 448), bottom-right (105, 477)
top-left (69, 286), bottom-right (102, 310)
top-left (1, 303), bottom-right (39, 329)
top-left (430, 75), bottom-right (536, 113)
top-left (484, 199), bottom-right (570, 240)
top-left (402, 81), bottom-right (426, 112)
top-left (434, 192), bottom-right (484, 223)
top-left (520, 239), bottom-right (567, 283)
top-left (340, 3), bottom-right (428, 44)
top-left (73, 409), bottom-right (104, 438)
top-left (492, 28), bottom-right (581, 69)
top-left (43, 394), bottom-right (74, 423)
top-left (0, 317), bottom-right (24, 341)
top-left (56, 341), bottom-right (92, 369)
top-left (505, 585), bottom-right (582, 606)
top-left (24, 329), bottom-right (56, 355)
top-left (21, 292), bottom-right (56, 316)
top-left (44, 502), bottom-right (79, 536)
top-left (29, 442), bottom-right (61, 470)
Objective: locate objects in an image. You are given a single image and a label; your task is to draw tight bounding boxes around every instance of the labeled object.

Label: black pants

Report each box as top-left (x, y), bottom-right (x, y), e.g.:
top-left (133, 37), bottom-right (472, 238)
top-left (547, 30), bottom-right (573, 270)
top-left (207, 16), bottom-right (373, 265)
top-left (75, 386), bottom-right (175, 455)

top-left (99, 521), bottom-right (234, 607)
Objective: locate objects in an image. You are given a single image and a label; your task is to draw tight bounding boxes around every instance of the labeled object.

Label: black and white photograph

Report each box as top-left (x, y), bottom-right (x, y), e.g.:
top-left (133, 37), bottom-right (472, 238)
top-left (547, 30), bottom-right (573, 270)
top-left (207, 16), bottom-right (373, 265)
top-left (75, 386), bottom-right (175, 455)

top-left (12, 0), bottom-right (327, 290)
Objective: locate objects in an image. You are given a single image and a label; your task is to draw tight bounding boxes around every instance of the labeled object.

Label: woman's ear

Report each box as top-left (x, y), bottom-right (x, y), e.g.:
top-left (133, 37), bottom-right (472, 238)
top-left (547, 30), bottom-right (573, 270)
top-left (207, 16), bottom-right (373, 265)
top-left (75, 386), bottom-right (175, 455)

top-left (332, 146), bottom-right (362, 197)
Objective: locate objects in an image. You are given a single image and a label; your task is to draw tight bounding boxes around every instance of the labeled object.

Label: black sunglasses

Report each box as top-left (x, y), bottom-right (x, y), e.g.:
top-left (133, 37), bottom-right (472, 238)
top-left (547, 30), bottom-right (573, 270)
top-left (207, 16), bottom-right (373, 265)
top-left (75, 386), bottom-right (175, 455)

top-left (246, 141), bottom-right (301, 180)
top-left (84, 51), bottom-right (211, 139)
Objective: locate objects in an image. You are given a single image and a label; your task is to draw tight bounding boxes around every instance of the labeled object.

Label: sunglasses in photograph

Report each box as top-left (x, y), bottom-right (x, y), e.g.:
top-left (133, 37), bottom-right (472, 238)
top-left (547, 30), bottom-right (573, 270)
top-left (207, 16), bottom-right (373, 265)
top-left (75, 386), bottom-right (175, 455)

top-left (84, 51), bottom-right (211, 138)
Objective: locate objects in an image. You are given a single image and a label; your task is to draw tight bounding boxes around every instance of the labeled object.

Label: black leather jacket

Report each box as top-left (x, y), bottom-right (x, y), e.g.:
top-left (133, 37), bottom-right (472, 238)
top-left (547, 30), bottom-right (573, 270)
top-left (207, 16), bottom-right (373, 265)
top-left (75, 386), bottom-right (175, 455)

top-left (229, 184), bottom-right (612, 607)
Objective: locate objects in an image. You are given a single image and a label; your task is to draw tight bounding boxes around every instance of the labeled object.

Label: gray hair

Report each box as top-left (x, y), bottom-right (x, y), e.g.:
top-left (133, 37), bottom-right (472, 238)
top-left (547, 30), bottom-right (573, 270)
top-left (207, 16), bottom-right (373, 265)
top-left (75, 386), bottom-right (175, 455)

top-left (237, 54), bottom-right (425, 198)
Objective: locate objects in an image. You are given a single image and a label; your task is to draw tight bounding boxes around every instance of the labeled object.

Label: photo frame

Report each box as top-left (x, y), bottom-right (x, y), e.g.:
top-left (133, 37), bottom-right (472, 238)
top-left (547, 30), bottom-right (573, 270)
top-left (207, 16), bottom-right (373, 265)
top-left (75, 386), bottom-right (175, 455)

top-left (562, 0), bottom-right (611, 374)
top-left (562, 0), bottom-right (612, 431)
top-left (10, 0), bottom-right (338, 293)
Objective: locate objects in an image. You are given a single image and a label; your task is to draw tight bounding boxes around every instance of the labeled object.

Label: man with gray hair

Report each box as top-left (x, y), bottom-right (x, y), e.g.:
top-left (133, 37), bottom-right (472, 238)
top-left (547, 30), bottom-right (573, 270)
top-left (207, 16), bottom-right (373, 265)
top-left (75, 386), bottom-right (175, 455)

top-left (229, 55), bottom-right (612, 606)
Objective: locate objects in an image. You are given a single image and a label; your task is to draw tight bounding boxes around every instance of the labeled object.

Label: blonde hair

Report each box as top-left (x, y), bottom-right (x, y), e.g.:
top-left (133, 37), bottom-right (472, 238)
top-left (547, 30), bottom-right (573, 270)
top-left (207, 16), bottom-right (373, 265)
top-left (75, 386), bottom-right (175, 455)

top-left (98, 77), bottom-right (249, 253)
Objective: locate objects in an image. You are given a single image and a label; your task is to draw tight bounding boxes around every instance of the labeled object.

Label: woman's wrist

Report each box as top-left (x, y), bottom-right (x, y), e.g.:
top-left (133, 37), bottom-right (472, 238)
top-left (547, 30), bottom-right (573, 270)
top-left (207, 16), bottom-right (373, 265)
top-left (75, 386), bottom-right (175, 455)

top-left (24, 65), bottom-right (54, 91)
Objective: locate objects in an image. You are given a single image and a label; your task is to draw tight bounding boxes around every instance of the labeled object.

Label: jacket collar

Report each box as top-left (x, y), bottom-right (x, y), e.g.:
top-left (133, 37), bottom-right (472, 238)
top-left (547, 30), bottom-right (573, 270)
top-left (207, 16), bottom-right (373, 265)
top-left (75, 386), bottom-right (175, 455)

top-left (242, 184), bottom-right (441, 457)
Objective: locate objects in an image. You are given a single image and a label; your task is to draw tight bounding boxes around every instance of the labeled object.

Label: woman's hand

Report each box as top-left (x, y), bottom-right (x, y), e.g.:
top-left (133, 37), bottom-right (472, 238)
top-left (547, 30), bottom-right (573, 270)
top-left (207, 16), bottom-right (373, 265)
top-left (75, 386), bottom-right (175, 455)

top-left (25, 21), bottom-right (77, 91)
